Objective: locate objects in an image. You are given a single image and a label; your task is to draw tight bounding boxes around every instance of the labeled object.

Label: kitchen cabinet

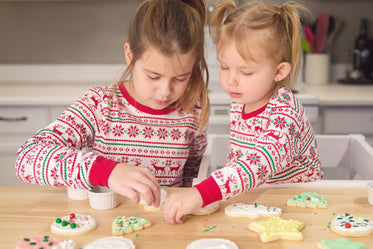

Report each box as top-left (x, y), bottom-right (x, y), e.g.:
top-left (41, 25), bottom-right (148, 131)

top-left (320, 106), bottom-right (373, 145)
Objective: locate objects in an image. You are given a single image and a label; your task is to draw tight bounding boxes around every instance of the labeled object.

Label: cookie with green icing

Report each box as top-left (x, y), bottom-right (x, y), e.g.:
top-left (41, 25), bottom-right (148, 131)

top-left (330, 213), bottom-right (373, 237)
top-left (287, 192), bottom-right (327, 208)
top-left (316, 238), bottom-right (365, 249)
top-left (112, 216), bottom-right (152, 236)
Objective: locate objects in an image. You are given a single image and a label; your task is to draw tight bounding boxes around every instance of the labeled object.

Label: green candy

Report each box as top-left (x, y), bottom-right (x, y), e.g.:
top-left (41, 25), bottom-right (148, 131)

top-left (55, 218), bottom-right (62, 224)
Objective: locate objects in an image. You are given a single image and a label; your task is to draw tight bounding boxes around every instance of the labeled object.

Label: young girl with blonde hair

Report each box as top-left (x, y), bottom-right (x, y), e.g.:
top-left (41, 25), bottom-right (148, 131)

top-left (16, 0), bottom-right (209, 208)
top-left (163, 0), bottom-right (323, 223)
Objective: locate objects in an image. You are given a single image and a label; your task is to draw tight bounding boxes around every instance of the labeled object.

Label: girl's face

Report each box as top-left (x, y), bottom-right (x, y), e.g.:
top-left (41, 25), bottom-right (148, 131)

top-left (217, 41), bottom-right (290, 114)
top-left (125, 43), bottom-right (196, 110)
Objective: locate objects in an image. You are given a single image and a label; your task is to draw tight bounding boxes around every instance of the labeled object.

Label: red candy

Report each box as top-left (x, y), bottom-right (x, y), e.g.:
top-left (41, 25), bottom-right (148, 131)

top-left (345, 223), bottom-right (351, 228)
top-left (306, 197), bottom-right (311, 201)
top-left (70, 213), bottom-right (76, 220)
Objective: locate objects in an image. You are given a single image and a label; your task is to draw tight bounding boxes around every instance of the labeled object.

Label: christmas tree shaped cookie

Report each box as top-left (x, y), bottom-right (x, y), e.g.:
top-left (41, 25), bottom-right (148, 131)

top-left (316, 238), bottom-right (365, 249)
top-left (248, 216), bottom-right (305, 243)
top-left (112, 216), bottom-right (152, 236)
top-left (287, 192), bottom-right (327, 208)
top-left (331, 213), bottom-right (373, 237)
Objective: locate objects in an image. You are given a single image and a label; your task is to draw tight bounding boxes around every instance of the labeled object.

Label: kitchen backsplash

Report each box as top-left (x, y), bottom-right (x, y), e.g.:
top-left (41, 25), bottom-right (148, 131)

top-left (0, 0), bottom-right (372, 64)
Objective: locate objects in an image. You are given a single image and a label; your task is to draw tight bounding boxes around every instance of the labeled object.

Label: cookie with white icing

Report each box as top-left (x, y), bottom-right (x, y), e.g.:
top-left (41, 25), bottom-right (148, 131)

top-left (83, 237), bottom-right (135, 249)
top-left (225, 203), bottom-right (281, 219)
top-left (186, 238), bottom-right (238, 249)
top-left (52, 240), bottom-right (77, 249)
top-left (248, 216), bottom-right (305, 243)
top-left (191, 202), bottom-right (220, 216)
top-left (316, 238), bottom-right (366, 249)
top-left (16, 236), bottom-right (60, 249)
top-left (287, 192), bottom-right (327, 208)
top-left (330, 213), bottom-right (373, 237)
top-left (139, 189), bottom-right (167, 211)
top-left (51, 213), bottom-right (97, 236)
top-left (112, 216), bottom-right (152, 236)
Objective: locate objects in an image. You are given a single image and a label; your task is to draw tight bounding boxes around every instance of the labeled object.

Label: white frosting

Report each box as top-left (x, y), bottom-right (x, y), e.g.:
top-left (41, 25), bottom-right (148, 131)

top-left (52, 240), bottom-right (77, 249)
top-left (140, 189), bottom-right (167, 210)
top-left (332, 214), bottom-right (373, 232)
top-left (195, 202), bottom-right (220, 213)
top-left (51, 214), bottom-right (96, 235)
top-left (225, 203), bottom-right (281, 217)
top-left (83, 237), bottom-right (135, 249)
top-left (186, 238), bottom-right (238, 249)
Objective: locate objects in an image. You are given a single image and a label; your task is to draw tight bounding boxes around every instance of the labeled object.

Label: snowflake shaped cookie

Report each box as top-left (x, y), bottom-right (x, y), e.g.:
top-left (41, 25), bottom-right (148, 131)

top-left (248, 216), bottom-right (305, 243)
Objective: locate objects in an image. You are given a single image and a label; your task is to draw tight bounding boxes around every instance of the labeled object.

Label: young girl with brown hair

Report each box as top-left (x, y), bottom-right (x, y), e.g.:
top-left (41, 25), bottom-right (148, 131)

top-left (163, 0), bottom-right (323, 223)
top-left (15, 0), bottom-right (209, 208)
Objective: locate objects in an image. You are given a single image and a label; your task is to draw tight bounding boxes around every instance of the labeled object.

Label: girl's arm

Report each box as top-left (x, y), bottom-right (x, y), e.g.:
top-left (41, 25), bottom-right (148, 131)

top-left (15, 87), bottom-right (108, 189)
top-left (182, 127), bottom-right (208, 187)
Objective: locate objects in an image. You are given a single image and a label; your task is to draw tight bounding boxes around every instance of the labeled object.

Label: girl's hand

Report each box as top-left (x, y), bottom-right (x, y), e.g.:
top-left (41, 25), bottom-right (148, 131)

top-left (108, 163), bottom-right (161, 207)
top-left (162, 188), bottom-right (203, 224)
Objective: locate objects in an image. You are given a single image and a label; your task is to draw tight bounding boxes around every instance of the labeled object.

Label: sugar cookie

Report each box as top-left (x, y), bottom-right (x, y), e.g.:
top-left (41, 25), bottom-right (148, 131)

top-left (191, 202), bottom-right (220, 216)
top-left (248, 216), bottom-right (305, 243)
top-left (139, 189), bottom-right (167, 211)
top-left (51, 213), bottom-right (96, 236)
top-left (83, 237), bottom-right (135, 249)
top-left (225, 203), bottom-right (281, 219)
top-left (186, 238), bottom-right (238, 249)
top-left (330, 213), bottom-right (373, 237)
top-left (316, 238), bottom-right (365, 249)
top-left (112, 216), bottom-right (152, 236)
top-left (15, 236), bottom-right (60, 249)
top-left (52, 240), bottom-right (76, 249)
top-left (287, 192), bottom-right (327, 208)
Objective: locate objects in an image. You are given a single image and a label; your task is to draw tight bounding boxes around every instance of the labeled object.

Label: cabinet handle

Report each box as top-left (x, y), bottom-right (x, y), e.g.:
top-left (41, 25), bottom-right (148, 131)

top-left (0, 116), bottom-right (27, 122)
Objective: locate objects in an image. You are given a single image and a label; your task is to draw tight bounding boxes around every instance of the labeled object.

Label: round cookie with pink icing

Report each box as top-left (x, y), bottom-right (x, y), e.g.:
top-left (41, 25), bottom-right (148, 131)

top-left (225, 203), bottom-right (282, 219)
top-left (330, 213), bottom-right (373, 237)
top-left (15, 236), bottom-right (60, 249)
top-left (51, 213), bottom-right (97, 236)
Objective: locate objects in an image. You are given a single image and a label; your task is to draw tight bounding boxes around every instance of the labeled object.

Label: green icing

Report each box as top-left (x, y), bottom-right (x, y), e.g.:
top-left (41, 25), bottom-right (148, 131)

top-left (321, 238), bottom-right (365, 249)
top-left (112, 216), bottom-right (150, 233)
top-left (288, 192), bottom-right (327, 206)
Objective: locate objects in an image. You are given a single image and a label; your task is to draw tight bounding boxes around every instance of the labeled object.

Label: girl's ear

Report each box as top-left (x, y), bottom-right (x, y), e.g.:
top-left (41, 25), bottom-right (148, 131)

top-left (274, 62), bottom-right (291, 82)
top-left (124, 43), bottom-right (133, 65)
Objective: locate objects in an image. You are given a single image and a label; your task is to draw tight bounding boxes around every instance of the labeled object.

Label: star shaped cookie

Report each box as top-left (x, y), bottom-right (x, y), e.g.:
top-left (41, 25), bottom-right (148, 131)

top-left (248, 216), bottom-right (305, 243)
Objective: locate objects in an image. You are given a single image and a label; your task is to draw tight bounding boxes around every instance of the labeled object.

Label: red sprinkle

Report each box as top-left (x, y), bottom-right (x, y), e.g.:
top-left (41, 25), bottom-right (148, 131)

top-left (345, 223), bottom-right (351, 228)
top-left (306, 197), bottom-right (311, 201)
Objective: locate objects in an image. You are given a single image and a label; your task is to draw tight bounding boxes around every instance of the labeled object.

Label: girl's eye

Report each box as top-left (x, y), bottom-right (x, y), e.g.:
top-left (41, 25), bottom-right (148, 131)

top-left (175, 77), bottom-right (188, 82)
top-left (242, 71), bottom-right (253, 76)
top-left (220, 65), bottom-right (229, 70)
top-left (148, 75), bottom-right (160, 80)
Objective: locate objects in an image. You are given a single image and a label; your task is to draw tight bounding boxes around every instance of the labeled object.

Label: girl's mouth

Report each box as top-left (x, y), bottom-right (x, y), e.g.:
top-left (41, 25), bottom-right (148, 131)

top-left (153, 99), bottom-right (170, 106)
top-left (229, 92), bottom-right (242, 99)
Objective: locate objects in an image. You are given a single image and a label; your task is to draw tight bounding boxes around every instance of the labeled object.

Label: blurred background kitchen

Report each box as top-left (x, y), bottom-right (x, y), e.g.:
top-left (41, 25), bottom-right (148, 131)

top-left (0, 0), bottom-right (372, 186)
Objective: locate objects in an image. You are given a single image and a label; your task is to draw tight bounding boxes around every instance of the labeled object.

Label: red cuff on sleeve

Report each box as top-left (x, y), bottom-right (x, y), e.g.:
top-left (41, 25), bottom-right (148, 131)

top-left (194, 176), bottom-right (222, 207)
top-left (89, 156), bottom-right (118, 188)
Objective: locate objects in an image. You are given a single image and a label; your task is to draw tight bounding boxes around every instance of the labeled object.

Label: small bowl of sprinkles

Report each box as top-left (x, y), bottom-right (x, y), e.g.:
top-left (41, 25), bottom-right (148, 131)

top-left (88, 186), bottom-right (118, 210)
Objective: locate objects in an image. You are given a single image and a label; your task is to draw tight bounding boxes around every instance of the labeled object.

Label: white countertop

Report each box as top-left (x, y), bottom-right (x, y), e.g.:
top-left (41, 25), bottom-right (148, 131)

top-left (0, 64), bottom-right (372, 107)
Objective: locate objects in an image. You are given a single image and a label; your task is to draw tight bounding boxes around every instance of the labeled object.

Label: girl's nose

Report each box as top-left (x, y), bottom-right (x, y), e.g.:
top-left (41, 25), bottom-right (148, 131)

top-left (228, 71), bottom-right (238, 86)
top-left (158, 80), bottom-right (171, 97)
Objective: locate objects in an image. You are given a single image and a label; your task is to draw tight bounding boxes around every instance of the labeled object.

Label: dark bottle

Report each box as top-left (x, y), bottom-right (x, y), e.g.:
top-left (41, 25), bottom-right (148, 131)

top-left (351, 18), bottom-right (370, 80)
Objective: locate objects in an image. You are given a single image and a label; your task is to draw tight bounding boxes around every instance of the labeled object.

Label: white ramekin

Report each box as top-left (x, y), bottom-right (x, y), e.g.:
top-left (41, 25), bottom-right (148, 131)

top-left (67, 186), bottom-right (89, 200)
top-left (88, 186), bottom-right (118, 210)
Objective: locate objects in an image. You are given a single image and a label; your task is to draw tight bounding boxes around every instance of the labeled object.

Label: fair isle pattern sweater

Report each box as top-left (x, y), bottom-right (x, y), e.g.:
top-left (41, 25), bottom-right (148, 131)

top-left (196, 87), bottom-right (323, 205)
top-left (15, 82), bottom-right (207, 189)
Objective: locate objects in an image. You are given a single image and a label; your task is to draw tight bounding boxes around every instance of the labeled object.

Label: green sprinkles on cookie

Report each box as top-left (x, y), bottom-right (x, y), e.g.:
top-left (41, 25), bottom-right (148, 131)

top-left (287, 192), bottom-right (327, 208)
top-left (112, 216), bottom-right (152, 236)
